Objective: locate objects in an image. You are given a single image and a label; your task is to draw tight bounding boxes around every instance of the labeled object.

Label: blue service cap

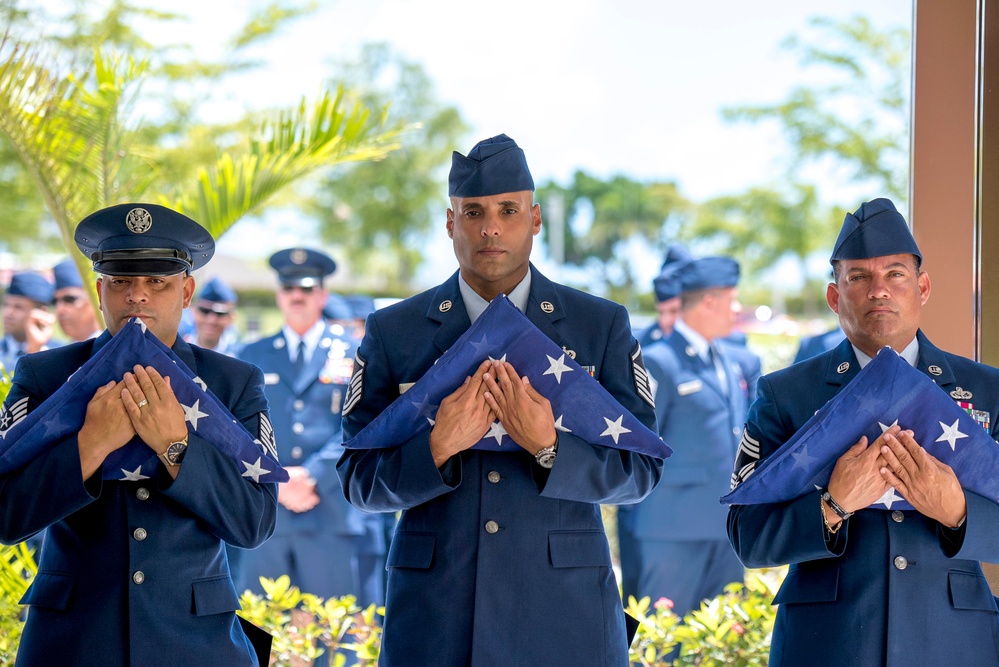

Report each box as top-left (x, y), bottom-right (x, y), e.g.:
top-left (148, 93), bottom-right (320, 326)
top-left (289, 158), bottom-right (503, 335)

top-left (449, 134), bottom-right (535, 197)
top-left (679, 256), bottom-right (740, 293)
top-left (7, 271), bottom-right (54, 304)
top-left (830, 198), bottom-right (922, 265)
top-left (344, 294), bottom-right (375, 320)
top-left (323, 293), bottom-right (353, 321)
top-left (75, 203), bottom-right (215, 276)
top-left (197, 276), bottom-right (238, 306)
top-left (269, 248), bottom-right (336, 287)
top-left (53, 259), bottom-right (84, 290)
top-left (652, 244), bottom-right (694, 301)
top-left (659, 243), bottom-right (693, 272)
top-left (653, 260), bottom-right (692, 302)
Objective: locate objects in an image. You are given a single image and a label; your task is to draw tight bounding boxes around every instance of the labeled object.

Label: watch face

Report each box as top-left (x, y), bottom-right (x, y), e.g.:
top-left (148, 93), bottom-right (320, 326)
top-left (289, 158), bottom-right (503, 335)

top-left (166, 441), bottom-right (188, 465)
top-left (536, 452), bottom-right (556, 469)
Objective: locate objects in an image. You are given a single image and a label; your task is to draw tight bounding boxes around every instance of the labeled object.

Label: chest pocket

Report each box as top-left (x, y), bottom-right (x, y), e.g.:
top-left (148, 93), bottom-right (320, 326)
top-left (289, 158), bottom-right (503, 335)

top-left (949, 571), bottom-right (999, 612)
top-left (20, 571), bottom-right (74, 610)
top-left (772, 566), bottom-right (839, 606)
top-left (548, 531), bottom-right (612, 568)
top-left (192, 574), bottom-right (241, 616)
top-left (387, 531), bottom-right (435, 570)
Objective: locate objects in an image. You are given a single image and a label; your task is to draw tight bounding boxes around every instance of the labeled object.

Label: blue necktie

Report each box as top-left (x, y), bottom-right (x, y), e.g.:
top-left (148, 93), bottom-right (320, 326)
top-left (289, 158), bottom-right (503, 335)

top-left (293, 340), bottom-right (306, 375)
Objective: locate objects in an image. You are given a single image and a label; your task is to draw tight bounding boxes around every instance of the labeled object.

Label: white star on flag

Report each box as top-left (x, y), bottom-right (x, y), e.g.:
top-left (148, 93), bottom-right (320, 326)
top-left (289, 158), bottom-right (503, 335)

top-left (936, 419), bottom-right (968, 451)
top-left (791, 445), bottom-right (818, 471)
top-left (543, 354), bottom-right (574, 384)
top-left (875, 487), bottom-right (905, 509)
top-left (120, 465), bottom-right (150, 481)
top-left (183, 399), bottom-right (210, 430)
top-left (192, 376), bottom-right (208, 391)
top-left (241, 458), bottom-right (270, 482)
top-left (600, 415), bottom-right (631, 444)
top-left (879, 419), bottom-right (899, 433)
top-left (485, 421), bottom-right (507, 446)
top-left (488, 354), bottom-right (508, 363)
top-left (554, 415), bottom-right (572, 433)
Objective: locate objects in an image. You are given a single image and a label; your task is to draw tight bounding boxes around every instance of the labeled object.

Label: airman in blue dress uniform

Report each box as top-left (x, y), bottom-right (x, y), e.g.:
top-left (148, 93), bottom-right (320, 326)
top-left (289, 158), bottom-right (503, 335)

top-left (728, 198), bottom-right (999, 666)
top-left (1, 272), bottom-right (56, 373)
top-left (236, 249), bottom-right (385, 605)
top-left (186, 276), bottom-right (242, 357)
top-left (636, 243), bottom-right (691, 348)
top-left (623, 256), bottom-right (749, 614)
top-left (0, 203), bottom-right (277, 666)
top-left (52, 259), bottom-right (102, 343)
top-left (337, 134), bottom-right (664, 667)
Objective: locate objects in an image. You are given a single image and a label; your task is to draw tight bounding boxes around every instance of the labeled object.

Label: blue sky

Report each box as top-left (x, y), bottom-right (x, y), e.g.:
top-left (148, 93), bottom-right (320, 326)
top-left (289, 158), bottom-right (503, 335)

top-left (152, 0), bottom-right (913, 289)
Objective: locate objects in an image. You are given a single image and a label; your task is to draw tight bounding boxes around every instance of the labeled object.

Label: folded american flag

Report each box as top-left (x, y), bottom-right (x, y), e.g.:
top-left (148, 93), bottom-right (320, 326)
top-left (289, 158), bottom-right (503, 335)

top-left (723, 347), bottom-right (999, 510)
top-left (346, 295), bottom-right (671, 459)
top-left (0, 318), bottom-right (287, 483)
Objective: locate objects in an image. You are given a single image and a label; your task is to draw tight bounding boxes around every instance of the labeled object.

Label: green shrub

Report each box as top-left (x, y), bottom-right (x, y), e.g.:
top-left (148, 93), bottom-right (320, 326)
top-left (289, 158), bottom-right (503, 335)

top-left (237, 575), bottom-right (383, 667)
top-left (0, 543), bottom-right (36, 665)
top-left (628, 568), bottom-right (783, 666)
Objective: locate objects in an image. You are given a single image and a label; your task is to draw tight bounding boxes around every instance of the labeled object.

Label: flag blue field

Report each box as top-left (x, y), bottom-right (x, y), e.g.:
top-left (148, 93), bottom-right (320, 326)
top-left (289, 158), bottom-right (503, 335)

top-left (346, 295), bottom-right (671, 459)
top-left (0, 319), bottom-right (287, 483)
top-left (722, 348), bottom-right (999, 510)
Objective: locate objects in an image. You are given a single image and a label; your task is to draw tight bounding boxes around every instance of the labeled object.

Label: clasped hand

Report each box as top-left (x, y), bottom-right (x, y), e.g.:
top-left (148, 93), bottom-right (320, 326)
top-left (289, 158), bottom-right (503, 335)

top-left (827, 423), bottom-right (966, 527)
top-left (429, 359), bottom-right (556, 467)
top-left (79, 365), bottom-right (188, 468)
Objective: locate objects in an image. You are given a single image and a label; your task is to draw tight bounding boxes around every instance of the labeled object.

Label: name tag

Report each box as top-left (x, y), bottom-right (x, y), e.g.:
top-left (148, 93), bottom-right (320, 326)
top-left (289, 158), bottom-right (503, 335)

top-left (678, 380), bottom-right (703, 396)
top-left (399, 382), bottom-right (415, 394)
top-left (264, 373), bottom-right (280, 385)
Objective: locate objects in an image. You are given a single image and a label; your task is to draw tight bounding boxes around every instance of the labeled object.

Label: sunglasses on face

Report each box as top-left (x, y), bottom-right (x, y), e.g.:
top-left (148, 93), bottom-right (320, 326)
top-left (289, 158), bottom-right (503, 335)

top-left (196, 306), bottom-right (233, 316)
top-left (54, 294), bottom-right (84, 306)
top-left (280, 285), bottom-right (317, 294)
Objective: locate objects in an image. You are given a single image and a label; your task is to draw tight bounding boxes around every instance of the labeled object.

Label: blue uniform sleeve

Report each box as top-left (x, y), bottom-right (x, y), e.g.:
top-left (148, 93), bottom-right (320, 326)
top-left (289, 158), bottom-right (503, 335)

top-left (162, 363), bottom-right (278, 549)
top-left (726, 374), bottom-right (845, 568)
top-left (542, 306), bottom-right (662, 505)
top-left (0, 356), bottom-right (99, 544)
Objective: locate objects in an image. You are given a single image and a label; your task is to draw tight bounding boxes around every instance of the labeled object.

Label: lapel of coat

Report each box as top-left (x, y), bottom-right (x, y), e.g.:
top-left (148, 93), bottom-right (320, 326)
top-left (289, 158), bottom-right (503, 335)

top-left (823, 337), bottom-right (861, 390)
top-left (429, 272), bottom-right (472, 356)
top-left (914, 330), bottom-right (956, 389)
top-left (524, 265), bottom-right (567, 348)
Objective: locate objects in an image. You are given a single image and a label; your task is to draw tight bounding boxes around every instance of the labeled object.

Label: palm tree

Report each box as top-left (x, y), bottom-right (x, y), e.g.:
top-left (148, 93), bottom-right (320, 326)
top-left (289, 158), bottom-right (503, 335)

top-left (0, 35), bottom-right (402, 309)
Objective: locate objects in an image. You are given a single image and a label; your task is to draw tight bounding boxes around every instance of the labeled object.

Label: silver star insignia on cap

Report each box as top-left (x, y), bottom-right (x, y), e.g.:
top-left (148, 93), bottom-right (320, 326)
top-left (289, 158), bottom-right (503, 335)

top-left (290, 248), bottom-right (308, 264)
top-left (929, 365), bottom-right (943, 376)
top-left (439, 300), bottom-right (452, 312)
top-left (837, 362), bottom-right (850, 374)
top-left (125, 207), bottom-right (152, 234)
top-left (540, 301), bottom-right (554, 314)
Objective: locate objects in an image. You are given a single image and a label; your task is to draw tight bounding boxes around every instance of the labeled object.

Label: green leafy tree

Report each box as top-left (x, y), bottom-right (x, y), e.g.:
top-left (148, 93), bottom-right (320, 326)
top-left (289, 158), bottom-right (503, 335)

top-left (691, 14), bottom-right (911, 314)
top-left (536, 171), bottom-right (691, 304)
top-left (722, 15), bottom-right (910, 204)
top-left (0, 2), bottom-right (402, 329)
top-left (308, 43), bottom-right (469, 293)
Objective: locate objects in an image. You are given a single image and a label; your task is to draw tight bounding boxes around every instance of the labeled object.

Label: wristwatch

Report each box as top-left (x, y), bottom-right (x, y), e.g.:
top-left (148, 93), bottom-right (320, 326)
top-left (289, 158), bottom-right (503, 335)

top-left (158, 436), bottom-right (189, 467)
top-left (535, 436), bottom-right (559, 469)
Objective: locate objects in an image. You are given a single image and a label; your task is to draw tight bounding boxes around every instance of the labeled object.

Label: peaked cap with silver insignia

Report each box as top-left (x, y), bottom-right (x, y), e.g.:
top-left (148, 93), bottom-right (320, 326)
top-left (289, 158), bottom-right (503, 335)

top-left (75, 203), bottom-right (215, 276)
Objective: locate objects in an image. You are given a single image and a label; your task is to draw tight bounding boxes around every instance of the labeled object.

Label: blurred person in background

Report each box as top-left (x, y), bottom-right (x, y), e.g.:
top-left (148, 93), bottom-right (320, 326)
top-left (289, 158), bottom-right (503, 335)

top-left (52, 259), bottom-right (102, 343)
top-left (186, 276), bottom-right (241, 356)
top-left (2, 271), bottom-right (56, 372)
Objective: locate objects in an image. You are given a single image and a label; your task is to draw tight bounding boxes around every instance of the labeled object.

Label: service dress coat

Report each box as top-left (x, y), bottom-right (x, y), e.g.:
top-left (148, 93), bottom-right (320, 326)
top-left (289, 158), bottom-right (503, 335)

top-left (728, 332), bottom-right (999, 667)
top-left (337, 266), bottom-right (664, 667)
top-left (238, 323), bottom-right (385, 604)
top-left (620, 330), bottom-right (747, 608)
top-left (0, 333), bottom-right (278, 667)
